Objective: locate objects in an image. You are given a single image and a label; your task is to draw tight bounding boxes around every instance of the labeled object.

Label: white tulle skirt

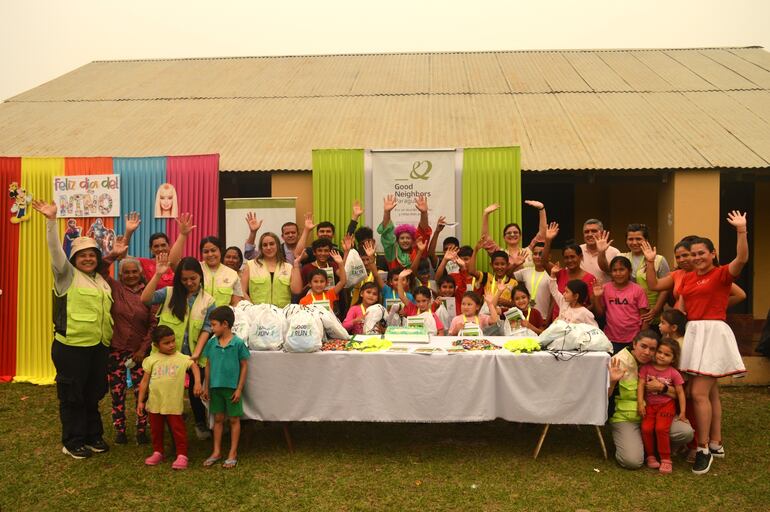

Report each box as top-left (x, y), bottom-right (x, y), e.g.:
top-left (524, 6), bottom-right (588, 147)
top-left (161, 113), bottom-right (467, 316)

top-left (680, 320), bottom-right (746, 378)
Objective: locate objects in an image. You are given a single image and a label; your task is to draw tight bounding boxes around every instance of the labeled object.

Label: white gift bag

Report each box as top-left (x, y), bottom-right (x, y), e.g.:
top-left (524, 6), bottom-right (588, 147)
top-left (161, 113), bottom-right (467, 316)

top-left (249, 304), bottom-right (287, 351)
top-left (306, 304), bottom-right (350, 340)
top-left (344, 248), bottom-right (368, 288)
top-left (284, 309), bottom-right (324, 352)
top-left (362, 304), bottom-right (387, 334)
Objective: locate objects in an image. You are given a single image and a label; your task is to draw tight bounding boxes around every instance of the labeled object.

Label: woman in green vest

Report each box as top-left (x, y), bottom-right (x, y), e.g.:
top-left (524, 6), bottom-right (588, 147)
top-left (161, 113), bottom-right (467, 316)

top-left (167, 213), bottom-right (242, 307)
top-left (141, 254), bottom-right (216, 440)
top-left (608, 330), bottom-right (694, 469)
top-left (240, 232), bottom-right (293, 307)
top-left (33, 200), bottom-right (114, 460)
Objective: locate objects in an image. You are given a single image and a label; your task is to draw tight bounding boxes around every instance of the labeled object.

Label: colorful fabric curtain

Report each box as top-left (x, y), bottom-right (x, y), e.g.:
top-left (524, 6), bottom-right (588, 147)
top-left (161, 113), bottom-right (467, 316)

top-left (113, 157), bottom-right (168, 259)
top-left (15, 158), bottom-right (63, 384)
top-left (312, 149), bottom-right (364, 245)
top-left (1, 154), bottom-right (219, 385)
top-left (462, 147), bottom-right (522, 271)
top-left (165, 155), bottom-right (220, 259)
top-left (0, 157), bottom-right (21, 381)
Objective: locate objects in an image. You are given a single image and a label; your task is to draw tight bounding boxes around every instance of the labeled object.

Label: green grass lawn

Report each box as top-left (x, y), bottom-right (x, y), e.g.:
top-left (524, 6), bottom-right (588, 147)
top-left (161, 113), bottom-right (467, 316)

top-left (1, 383), bottom-right (768, 511)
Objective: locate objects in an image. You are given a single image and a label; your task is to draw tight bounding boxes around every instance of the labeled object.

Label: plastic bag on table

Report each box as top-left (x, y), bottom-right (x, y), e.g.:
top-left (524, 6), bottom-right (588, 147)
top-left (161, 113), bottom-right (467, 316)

top-left (248, 304), bottom-right (287, 351)
top-left (284, 309), bottom-right (324, 353)
top-left (537, 319), bottom-right (570, 348)
top-left (344, 248), bottom-right (367, 288)
top-left (559, 323), bottom-right (612, 352)
top-left (305, 304), bottom-right (350, 341)
top-left (385, 302), bottom-right (404, 327)
top-left (231, 302), bottom-right (252, 343)
top-left (362, 304), bottom-right (387, 334)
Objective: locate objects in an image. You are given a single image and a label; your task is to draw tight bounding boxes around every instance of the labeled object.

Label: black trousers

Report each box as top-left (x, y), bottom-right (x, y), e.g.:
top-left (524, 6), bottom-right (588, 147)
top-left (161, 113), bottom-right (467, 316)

top-left (188, 365), bottom-right (207, 426)
top-left (51, 340), bottom-right (109, 449)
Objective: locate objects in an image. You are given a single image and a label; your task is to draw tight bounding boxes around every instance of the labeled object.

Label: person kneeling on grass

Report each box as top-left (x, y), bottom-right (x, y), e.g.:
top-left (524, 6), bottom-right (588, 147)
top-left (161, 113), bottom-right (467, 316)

top-left (137, 326), bottom-right (202, 470)
top-left (608, 330), bottom-right (694, 470)
top-left (202, 306), bottom-right (250, 469)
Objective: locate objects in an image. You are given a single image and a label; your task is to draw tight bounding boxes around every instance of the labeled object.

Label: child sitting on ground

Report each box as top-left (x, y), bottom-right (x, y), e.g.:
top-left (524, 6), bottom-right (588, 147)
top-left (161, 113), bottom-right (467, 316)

top-left (201, 306), bottom-right (250, 469)
top-left (137, 326), bottom-right (202, 470)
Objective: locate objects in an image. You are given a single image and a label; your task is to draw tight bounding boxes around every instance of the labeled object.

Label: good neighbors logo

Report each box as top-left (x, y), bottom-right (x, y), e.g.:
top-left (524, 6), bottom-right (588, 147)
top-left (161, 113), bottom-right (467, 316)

top-left (409, 160), bottom-right (432, 180)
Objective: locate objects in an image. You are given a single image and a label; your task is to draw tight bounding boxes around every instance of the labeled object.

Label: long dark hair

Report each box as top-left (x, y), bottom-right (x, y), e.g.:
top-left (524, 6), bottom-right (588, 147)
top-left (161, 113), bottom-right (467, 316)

top-left (169, 257), bottom-right (203, 321)
top-left (356, 282), bottom-right (380, 305)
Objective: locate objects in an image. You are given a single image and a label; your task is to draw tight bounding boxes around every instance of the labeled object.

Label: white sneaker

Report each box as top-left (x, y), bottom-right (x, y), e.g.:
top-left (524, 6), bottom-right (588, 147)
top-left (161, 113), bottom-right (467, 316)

top-left (709, 444), bottom-right (725, 458)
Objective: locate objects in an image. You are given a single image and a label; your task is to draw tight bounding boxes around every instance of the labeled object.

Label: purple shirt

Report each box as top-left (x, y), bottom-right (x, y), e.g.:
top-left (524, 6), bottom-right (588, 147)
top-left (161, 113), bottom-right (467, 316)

top-left (601, 281), bottom-right (649, 343)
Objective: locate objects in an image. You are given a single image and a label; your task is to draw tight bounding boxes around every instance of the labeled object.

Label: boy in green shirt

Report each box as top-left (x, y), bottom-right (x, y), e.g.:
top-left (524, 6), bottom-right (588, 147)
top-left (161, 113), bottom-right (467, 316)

top-left (201, 306), bottom-right (250, 469)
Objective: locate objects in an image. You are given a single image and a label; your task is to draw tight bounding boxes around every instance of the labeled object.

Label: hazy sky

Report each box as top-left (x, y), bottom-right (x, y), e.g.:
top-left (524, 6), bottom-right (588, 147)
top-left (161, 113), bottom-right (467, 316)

top-left (1, 0), bottom-right (768, 100)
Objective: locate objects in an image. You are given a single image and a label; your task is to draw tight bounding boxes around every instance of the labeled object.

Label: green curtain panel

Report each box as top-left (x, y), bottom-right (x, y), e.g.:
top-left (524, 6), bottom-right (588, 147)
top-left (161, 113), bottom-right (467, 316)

top-left (462, 147), bottom-right (522, 271)
top-left (312, 149), bottom-right (365, 245)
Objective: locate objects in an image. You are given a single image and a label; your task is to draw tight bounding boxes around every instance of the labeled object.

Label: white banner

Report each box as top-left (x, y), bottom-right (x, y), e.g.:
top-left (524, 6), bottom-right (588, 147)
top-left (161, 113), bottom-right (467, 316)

top-left (53, 174), bottom-right (121, 218)
top-left (370, 150), bottom-right (458, 252)
top-left (224, 197), bottom-right (296, 249)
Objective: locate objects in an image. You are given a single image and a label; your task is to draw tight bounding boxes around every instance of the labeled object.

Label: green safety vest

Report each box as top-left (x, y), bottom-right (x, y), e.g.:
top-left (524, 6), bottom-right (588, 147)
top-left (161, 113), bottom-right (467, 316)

top-left (610, 348), bottom-right (641, 424)
top-left (201, 263), bottom-right (239, 307)
top-left (157, 287), bottom-right (215, 366)
top-left (247, 259), bottom-right (292, 307)
top-left (54, 270), bottom-right (114, 347)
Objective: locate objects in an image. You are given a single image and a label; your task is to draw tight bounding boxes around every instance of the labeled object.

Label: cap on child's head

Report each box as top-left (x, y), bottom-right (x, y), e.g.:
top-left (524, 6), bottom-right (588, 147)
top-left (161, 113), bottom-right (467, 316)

top-left (152, 325), bottom-right (175, 344)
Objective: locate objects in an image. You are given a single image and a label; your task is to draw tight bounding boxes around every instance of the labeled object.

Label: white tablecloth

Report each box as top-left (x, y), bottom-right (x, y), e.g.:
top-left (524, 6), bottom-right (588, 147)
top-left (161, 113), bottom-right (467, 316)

top-left (240, 337), bottom-right (609, 425)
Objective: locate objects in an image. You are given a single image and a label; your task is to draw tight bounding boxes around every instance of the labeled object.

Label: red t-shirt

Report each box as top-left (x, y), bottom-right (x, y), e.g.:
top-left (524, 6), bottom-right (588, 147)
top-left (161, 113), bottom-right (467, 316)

top-left (679, 265), bottom-right (734, 321)
top-left (670, 268), bottom-right (687, 300)
top-left (524, 307), bottom-right (544, 329)
top-left (139, 257), bottom-right (175, 288)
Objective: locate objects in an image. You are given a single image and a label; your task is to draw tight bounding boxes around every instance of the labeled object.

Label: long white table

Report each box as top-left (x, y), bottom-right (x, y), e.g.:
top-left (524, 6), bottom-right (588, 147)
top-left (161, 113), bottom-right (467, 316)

top-left (240, 337), bottom-right (609, 426)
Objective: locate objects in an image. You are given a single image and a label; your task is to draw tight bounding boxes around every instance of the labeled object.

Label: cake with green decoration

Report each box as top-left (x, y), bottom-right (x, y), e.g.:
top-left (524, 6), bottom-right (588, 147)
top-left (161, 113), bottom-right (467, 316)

top-left (384, 326), bottom-right (430, 343)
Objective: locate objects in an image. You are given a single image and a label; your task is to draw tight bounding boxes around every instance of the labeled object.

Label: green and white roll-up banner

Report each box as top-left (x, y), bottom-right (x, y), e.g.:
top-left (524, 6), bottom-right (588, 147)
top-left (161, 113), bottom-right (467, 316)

top-left (368, 149), bottom-right (460, 252)
top-left (224, 197), bottom-right (296, 249)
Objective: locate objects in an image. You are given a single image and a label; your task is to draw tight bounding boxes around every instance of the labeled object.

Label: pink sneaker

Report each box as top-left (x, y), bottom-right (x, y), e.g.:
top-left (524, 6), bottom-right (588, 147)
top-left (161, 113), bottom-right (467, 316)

top-left (646, 456), bottom-right (660, 469)
top-left (144, 451), bottom-right (164, 466)
top-left (659, 459), bottom-right (673, 474)
top-left (171, 454), bottom-right (189, 470)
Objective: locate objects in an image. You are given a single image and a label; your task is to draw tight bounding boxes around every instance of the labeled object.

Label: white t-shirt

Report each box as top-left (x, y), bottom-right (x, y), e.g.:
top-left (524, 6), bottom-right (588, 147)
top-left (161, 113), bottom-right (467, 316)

top-left (580, 243), bottom-right (620, 286)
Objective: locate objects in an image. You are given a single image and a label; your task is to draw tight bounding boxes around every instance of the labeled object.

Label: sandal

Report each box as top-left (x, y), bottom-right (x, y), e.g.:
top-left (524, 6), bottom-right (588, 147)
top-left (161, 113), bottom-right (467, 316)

top-left (223, 458), bottom-right (238, 469)
top-left (203, 456), bottom-right (222, 468)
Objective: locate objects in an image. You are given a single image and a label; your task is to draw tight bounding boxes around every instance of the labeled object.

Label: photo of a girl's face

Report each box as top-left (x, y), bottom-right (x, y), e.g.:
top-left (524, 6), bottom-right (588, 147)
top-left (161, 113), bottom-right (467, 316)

top-left (154, 183), bottom-right (177, 218)
top-left (159, 191), bottom-right (173, 211)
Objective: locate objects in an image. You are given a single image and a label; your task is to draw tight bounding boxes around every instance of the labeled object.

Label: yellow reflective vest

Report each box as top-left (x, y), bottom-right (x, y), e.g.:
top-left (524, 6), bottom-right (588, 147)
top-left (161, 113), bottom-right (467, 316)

top-left (201, 263), bottom-right (239, 307)
top-left (246, 259), bottom-right (292, 307)
top-left (157, 287), bottom-right (215, 366)
top-left (54, 270), bottom-right (113, 347)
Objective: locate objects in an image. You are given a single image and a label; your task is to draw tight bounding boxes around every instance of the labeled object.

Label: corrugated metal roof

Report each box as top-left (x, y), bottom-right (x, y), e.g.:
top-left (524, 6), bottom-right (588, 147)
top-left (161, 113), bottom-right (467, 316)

top-left (1, 47), bottom-right (769, 171)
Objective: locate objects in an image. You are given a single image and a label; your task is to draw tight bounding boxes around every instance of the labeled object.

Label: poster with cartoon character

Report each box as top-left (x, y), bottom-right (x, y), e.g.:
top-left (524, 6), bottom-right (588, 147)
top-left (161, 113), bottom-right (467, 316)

top-left (154, 182), bottom-right (178, 218)
top-left (8, 182), bottom-right (33, 224)
top-left (86, 218), bottom-right (115, 254)
top-left (62, 219), bottom-right (83, 257)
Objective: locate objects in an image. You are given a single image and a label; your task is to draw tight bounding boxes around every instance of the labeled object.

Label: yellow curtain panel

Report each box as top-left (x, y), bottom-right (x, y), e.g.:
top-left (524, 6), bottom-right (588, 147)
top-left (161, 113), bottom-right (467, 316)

top-left (15, 158), bottom-right (64, 384)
